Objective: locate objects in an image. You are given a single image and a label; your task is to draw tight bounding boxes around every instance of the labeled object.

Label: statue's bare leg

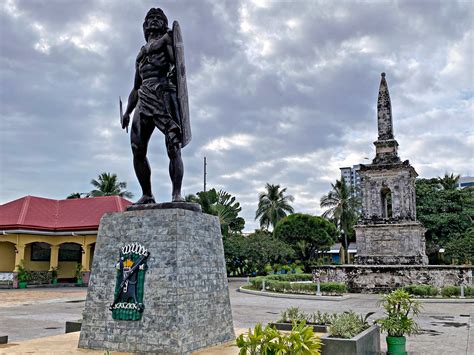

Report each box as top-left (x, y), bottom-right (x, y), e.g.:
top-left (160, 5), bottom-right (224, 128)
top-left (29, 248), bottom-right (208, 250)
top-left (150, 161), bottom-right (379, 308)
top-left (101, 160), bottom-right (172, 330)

top-left (166, 138), bottom-right (184, 202)
top-left (131, 112), bottom-right (156, 204)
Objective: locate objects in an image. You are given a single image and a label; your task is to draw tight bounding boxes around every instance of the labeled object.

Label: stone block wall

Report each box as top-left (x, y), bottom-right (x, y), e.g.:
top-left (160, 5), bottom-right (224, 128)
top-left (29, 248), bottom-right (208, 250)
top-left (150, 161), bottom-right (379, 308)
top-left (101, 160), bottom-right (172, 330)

top-left (78, 208), bottom-right (235, 354)
top-left (355, 222), bottom-right (428, 265)
top-left (313, 265), bottom-right (472, 293)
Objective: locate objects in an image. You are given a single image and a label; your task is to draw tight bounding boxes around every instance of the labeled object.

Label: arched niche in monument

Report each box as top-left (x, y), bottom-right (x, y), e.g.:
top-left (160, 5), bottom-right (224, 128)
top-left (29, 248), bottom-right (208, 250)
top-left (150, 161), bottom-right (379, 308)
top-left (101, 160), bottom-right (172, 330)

top-left (380, 186), bottom-right (392, 218)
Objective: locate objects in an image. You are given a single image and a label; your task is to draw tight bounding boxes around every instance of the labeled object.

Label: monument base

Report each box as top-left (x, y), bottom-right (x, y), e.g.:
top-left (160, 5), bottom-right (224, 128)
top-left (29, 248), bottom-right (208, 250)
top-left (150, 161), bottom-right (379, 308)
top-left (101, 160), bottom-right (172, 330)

top-left (313, 265), bottom-right (472, 293)
top-left (354, 222), bottom-right (428, 265)
top-left (78, 207), bottom-right (235, 354)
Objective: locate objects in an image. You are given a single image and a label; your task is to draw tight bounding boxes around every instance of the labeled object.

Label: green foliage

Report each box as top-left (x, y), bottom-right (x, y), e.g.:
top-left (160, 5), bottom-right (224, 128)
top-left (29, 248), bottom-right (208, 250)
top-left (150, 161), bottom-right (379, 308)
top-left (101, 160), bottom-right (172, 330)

top-left (89, 172), bottom-right (133, 198)
top-left (76, 263), bottom-right (83, 280)
top-left (277, 307), bottom-right (373, 338)
top-left (265, 274), bottom-right (313, 282)
top-left (236, 321), bottom-right (321, 355)
top-left (377, 289), bottom-right (421, 337)
top-left (274, 214), bottom-right (337, 271)
top-left (444, 228), bottom-right (474, 264)
top-left (416, 178), bottom-right (473, 258)
top-left (255, 183), bottom-right (295, 230)
top-left (278, 307), bottom-right (308, 323)
top-left (224, 231), bottom-right (295, 276)
top-left (249, 275), bottom-right (346, 295)
top-left (50, 266), bottom-right (59, 279)
top-left (328, 311), bottom-right (372, 339)
top-left (188, 188), bottom-right (245, 236)
top-left (310, 310), bottom-right (338, 326)
top-left (16, 260), bottom-right (28, 283)
top-left (403, 285), bottom-right (439, 297)
top-left (441, 286), bottom-right (460, 297)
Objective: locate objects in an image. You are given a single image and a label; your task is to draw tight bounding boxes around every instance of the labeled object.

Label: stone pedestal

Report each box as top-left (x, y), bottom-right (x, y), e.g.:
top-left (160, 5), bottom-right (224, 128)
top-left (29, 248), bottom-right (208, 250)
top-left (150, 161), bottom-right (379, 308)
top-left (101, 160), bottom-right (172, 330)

top-left (355, 222), bottom-right (428, 265)
top-left (78, 207), bottom-right (235, 354)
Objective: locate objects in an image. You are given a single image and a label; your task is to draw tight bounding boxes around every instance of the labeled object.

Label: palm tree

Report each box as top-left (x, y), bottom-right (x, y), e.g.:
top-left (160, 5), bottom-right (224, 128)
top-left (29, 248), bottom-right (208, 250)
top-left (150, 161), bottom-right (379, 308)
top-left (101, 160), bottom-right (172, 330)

top-left (89, 172), bottom-right (133, 198)
top-left (438, 173), bottom-right (460, 190)
top-left (187, 189), bottom-right (244, 236)
top-left (320, 178), bottom-right (360, 263)
top-left (255, 183), bottom-right (294, 230)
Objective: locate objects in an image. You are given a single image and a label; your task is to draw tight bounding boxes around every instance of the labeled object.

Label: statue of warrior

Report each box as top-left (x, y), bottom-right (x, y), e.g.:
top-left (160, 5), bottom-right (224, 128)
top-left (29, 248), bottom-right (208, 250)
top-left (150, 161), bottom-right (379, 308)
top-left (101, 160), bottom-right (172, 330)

top-left (121, 8), bottom-right (191, 204)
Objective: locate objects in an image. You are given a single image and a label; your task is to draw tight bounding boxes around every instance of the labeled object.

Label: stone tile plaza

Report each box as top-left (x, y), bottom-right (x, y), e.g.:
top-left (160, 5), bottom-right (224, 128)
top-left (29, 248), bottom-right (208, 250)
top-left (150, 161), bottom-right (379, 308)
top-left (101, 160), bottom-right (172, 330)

top-left (0, 2), bottom-right (473, 355)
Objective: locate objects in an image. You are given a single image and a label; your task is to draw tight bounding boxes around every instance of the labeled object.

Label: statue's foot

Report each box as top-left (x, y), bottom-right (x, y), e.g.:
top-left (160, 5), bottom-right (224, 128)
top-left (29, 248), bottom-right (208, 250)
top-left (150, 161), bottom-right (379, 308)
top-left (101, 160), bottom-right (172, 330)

top-left (172, 194), bottom-right (185, 202)
top-left (134, 195), bottom-right (156, 205)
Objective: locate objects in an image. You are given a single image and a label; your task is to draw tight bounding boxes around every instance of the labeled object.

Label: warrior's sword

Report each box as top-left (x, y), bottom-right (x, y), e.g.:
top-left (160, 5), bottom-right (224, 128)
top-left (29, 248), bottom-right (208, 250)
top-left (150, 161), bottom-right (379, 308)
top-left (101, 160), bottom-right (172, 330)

top-left (119, 96), bottom-right (128, 133)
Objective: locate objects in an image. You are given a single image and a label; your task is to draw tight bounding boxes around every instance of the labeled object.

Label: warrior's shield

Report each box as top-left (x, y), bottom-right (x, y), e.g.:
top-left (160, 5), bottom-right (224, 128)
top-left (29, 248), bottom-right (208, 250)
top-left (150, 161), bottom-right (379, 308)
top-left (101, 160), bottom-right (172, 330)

top-left (172, 21), bottom-right (191, 148)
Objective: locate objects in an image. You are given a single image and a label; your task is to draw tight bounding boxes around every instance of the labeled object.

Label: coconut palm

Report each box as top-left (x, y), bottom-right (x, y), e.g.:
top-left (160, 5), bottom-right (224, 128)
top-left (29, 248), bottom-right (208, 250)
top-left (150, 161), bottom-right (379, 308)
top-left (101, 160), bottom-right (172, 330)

top-left (255, 183), bottom-right (294, 230)
top-left (320, 178), bottom-right (360, 263)
top-left (438, 173), bottom-right (460, 191)
top-left (89, 172), bottom-right (133, 198)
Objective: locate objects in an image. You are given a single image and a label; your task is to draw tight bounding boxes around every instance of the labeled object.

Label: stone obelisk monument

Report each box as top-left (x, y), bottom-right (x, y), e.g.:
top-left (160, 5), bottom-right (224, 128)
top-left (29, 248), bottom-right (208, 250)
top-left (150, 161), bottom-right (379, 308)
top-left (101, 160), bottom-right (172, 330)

top-left (78, 8), bottom-right (234, 354)
top-left (355, 73), bottom-right (428, 265)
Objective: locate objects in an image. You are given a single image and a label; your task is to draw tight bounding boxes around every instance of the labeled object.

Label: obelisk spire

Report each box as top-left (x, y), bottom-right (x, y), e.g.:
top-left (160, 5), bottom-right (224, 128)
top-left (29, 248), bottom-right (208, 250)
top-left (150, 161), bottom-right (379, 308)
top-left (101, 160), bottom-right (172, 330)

top-left (372, 73), bottom-right (400, 164)
top-left (377, 72), bottom-right (394, 140)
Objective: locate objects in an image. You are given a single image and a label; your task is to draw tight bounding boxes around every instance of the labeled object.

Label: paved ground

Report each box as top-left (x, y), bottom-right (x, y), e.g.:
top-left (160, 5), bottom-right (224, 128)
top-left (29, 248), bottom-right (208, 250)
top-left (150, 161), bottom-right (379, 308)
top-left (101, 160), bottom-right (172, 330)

top-left (0, 281), bottom-right (472, 354)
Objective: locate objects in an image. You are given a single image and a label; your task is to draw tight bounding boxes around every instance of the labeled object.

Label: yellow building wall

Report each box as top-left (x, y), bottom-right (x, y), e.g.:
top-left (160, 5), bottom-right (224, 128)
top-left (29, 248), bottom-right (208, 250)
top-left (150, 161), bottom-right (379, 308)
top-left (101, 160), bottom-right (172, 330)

top-left (0, 242), bottom-right (16, 272)
top-left (58, 261), bottom-right (79, 278)
top-left (0, 233), bottom-right (97, 277)
top-left (24, 244), bottom-right (50, 271)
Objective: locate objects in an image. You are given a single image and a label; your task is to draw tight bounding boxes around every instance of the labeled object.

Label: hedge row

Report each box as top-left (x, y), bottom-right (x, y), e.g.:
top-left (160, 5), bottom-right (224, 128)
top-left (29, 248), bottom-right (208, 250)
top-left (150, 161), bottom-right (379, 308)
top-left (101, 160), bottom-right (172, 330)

top-left (249, 275), bottom-right (346, 295)
top-left (403, 284), bottom-right (474, 297)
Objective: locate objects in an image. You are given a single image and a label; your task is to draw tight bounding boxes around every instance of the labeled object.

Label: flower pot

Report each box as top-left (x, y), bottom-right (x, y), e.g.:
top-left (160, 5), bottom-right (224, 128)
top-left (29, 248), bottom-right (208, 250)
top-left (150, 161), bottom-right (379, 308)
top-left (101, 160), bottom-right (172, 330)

top-left (386, 336), bottom-right (407, 355)
top-left (18, 281), bottom-right (27, 289)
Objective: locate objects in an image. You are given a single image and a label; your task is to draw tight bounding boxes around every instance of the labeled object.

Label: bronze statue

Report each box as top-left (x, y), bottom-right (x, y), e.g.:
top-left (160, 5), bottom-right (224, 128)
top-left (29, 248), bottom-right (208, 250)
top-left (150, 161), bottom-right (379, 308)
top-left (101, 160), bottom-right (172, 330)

top-left (121, 8), bottom-right (191, 204)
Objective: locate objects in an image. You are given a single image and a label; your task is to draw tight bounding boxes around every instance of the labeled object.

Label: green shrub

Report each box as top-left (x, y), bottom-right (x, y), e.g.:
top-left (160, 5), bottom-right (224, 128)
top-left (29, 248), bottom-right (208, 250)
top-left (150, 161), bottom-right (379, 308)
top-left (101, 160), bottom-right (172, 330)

top-left (328, 311), bottom-right (372, 339)
top-left (320, 282), bottom-right (347, 294)
top-left (278, 306), bottom-right (308, 323)
top-left (265, 273), bottom-right (313, 282)
top-left (403, 284), bottom-right (439, 297)
top-left (249, 274), bottom-right (346, 295)
top-left (377, 289), bottom-right (421, 337)
top-left (236, 321), bottom-right (321, 354)
top-left (441, 286), bottom-right (460, 297)
top-left (310, 310), bottom-right (338, 325)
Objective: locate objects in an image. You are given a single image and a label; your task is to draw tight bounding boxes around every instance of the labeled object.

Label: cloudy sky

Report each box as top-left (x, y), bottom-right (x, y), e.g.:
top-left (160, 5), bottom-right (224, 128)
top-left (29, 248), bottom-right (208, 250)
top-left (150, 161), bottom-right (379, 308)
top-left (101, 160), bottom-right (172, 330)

top-left (1, 0), bottom-right (472, 231)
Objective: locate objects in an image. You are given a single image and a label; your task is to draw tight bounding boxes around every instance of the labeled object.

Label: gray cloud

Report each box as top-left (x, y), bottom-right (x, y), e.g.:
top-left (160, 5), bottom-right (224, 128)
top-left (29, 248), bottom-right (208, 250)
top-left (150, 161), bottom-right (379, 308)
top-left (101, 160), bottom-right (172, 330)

top-left (1, 0), bottom-right (472, 231)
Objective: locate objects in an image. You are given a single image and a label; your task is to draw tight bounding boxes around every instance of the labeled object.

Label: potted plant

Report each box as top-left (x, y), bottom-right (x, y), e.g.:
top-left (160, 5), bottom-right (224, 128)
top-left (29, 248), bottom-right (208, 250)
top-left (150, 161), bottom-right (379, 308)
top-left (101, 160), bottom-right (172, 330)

top-left (51, 266), bottom-right (59, 284)
top-left (16, 260), bottom-right (28, 289)
top-left (75, 263), bottom-right (83, 286)
top-left (377, 289), bottom-right (421, 355)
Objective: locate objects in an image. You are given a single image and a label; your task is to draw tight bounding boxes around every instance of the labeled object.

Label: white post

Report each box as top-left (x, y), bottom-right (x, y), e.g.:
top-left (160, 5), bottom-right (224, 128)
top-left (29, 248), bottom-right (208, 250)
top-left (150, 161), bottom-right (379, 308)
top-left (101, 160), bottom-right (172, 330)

top-left (261, 280), bottom-right (265, 292)
top-left (460, 284), bottom-right (465, 298)
top-left (316, 278), bottom-right (322, 296)
top-left (247, 276), bottom-right (250, 284)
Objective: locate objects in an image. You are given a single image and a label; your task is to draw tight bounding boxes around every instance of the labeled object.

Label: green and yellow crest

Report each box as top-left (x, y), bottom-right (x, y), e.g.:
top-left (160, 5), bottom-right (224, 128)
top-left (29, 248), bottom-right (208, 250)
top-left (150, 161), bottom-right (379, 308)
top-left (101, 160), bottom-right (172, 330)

top-left (110, 243), bottom-right (150, 321)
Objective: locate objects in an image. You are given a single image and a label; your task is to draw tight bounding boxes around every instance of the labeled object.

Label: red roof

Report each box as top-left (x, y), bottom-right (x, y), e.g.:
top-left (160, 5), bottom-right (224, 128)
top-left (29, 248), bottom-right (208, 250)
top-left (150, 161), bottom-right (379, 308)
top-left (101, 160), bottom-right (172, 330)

top-left (0, 196), bottom-right (132, 231)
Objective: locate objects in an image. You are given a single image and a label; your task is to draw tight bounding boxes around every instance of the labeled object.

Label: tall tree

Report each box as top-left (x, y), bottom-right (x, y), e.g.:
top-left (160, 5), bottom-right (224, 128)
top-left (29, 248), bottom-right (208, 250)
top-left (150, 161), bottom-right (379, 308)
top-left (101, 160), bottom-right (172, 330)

top-left (320, 178), bottom-right (360, 263)
top-left (89, 172), bottom-right (133, 198)
top-left (255, 183), bottom-right (294, 230)
top-left (273, 213), bottom-right (337, 271)
top-left (416, 178), bottom-right (473, 260)
top-left (438, 173), bottom-right (460, 191)
top-left (187, 188), bottom-right (245, 236)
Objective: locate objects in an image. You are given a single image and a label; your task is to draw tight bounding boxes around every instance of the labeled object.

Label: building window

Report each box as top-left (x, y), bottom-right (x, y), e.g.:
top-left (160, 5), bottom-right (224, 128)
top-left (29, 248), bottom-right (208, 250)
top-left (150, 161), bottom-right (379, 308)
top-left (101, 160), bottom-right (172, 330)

top-left (381, 187), bottom-right (393, 218)
top-left (31, 242), bottom-right (51, 261)
top-left (59, 243), bottom-right (82, 262)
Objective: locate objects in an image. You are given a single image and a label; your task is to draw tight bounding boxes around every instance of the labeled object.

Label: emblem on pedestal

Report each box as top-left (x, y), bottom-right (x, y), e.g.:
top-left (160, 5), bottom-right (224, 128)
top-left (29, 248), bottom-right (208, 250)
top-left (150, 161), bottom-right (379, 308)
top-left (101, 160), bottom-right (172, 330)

top-left (110, 242), bottom-right (150, 320)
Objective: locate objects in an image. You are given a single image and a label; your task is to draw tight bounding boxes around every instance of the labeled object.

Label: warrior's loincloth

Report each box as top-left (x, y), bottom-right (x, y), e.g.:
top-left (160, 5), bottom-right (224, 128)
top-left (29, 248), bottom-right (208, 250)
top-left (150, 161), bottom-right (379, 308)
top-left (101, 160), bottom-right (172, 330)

top-left (137, 77), bottom-right (182, 146)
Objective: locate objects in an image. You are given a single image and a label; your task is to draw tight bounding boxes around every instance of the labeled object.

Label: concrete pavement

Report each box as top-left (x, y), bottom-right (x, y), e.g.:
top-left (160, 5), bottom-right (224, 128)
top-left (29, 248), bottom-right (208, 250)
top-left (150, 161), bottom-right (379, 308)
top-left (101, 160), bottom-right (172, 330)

top-left (0, 280), bottom-right (472, 354)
